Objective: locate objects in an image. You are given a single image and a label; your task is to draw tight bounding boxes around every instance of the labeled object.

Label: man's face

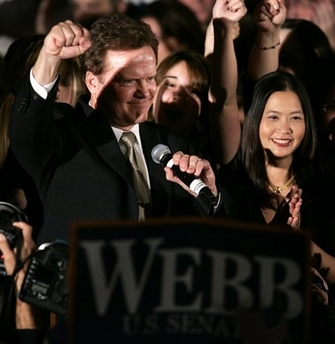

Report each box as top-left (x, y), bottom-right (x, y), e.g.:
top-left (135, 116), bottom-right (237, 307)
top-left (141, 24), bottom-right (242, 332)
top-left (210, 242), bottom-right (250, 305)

top-left (87, 46), bottom-right (157, 130)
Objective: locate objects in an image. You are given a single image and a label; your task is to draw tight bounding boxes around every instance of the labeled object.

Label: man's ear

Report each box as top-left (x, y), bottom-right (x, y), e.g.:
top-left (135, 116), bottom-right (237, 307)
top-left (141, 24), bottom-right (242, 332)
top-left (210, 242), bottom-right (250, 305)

top-left (85, 71), bottom-right (98, 94)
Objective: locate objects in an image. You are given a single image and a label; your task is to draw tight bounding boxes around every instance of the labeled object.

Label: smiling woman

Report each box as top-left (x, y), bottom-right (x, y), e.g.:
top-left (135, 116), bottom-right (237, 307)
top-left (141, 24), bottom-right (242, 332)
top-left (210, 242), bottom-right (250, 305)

top-left (217, 71), bottom-right (335, 283)
top-left (258, 90), bottom-right (306, 166)
top-left (219, 71), bottom-right (317, 225)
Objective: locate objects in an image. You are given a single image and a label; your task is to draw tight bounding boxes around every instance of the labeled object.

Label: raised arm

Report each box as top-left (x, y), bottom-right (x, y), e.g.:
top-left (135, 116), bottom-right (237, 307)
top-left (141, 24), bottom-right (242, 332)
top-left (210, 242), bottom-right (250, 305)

top-left (32, 20), bottom-right (91, 85)
top-left (209, 0), bottom-right (247, 167)
top-left (311, 0), bottom-right (335, 52)
top-left (248, 0), bottom-right (286, 81)
top-left (9, 21), bottom-right (91, 182)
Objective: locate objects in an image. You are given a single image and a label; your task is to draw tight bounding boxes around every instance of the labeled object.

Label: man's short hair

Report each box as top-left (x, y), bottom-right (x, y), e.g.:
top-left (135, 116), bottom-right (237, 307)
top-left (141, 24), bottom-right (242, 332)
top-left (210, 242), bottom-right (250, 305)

top-left (83, 14), bottom-right (159, 76)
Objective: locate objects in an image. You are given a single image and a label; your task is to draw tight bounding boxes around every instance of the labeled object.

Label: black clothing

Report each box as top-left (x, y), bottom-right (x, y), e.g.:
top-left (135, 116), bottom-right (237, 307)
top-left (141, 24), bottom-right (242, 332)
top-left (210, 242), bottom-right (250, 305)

top-left (0, 149), bottom-right (43, 241)
top-left (218, 156), bottom-right (335, 256)
top-left (9, 76), bottom-right (225, 245)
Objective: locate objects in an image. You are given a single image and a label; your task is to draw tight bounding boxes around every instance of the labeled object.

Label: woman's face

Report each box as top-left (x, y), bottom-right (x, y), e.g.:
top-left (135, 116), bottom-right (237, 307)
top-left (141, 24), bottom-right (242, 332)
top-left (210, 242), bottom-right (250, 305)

top-left (259, 91), bottom-right (306, 163)
top-left (152, 61), bottom-right (202, 135)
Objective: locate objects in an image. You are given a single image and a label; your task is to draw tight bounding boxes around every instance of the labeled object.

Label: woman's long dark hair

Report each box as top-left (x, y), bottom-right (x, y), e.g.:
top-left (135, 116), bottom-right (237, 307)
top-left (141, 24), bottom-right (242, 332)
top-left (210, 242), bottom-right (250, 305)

top-left (241, 71), bottom-right (318, 209)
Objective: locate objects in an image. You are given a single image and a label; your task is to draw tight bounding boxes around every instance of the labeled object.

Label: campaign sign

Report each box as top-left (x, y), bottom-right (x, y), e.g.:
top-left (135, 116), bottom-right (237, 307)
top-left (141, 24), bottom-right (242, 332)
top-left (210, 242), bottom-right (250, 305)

top-left (68, 218), bottom-right (310, 344)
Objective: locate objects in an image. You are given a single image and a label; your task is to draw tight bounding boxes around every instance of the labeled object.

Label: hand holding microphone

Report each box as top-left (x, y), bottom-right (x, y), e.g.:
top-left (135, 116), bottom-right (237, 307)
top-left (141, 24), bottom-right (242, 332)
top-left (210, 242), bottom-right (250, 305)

top-left (151, 144), bottom-right (219, 217)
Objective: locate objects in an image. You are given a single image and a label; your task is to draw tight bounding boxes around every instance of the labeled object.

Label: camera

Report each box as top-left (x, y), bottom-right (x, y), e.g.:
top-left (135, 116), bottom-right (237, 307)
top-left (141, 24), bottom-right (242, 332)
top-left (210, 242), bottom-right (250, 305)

top-left (19, 240), bottom-right (70, 315)
top-left (0, 202), bottom-right (69, 314)
top-left (0, 202), bottom-right (27, 277)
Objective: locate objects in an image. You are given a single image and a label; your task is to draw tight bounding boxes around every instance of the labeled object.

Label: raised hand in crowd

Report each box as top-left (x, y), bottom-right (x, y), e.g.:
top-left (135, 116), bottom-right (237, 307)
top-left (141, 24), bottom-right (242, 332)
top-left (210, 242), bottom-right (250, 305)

top-left (204, 0), bottom-right (245, 57)
top-left (33, 20), bottom-right (91, 86)
top-left (256, 0), bottom-right (286, 31)
top-left (311, 0), bottom-right (335, 52)
top-left (248, 0), bottom-right (286, 81)
top-left (209, 0), bottom-right (247, 166)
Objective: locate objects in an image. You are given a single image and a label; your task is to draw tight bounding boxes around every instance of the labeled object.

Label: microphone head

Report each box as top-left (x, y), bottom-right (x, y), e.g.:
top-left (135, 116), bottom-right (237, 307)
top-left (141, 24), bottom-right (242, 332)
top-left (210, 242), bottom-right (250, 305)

top-left (151, 144), bottom-right (171, 164)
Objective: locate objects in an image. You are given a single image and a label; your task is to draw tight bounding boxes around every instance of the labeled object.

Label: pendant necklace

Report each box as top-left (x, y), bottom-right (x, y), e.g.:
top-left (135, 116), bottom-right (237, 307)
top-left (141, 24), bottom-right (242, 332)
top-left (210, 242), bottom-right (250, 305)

top-left (269, 175), bottom-right (295, 194)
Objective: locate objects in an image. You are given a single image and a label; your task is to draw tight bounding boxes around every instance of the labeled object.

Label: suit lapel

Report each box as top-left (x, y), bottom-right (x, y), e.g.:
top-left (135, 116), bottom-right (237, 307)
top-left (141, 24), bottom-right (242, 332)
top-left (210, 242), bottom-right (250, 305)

top-left (140, 122), bottom-right (171, 197)
top-left (75, 99), bottom-right (172, 205)
top-left (74, 103), bottom-right (132, 183)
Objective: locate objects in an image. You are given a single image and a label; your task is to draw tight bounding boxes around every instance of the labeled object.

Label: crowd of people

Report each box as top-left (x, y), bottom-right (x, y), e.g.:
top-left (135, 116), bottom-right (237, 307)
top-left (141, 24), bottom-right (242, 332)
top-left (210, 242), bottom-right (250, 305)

top-left (1, 0), bottom-right (335, 342)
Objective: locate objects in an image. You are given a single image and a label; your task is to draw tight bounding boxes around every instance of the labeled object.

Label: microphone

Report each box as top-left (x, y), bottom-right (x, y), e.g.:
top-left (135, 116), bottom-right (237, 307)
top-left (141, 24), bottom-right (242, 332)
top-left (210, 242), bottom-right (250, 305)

top-left (151, 144), bottom-right (218, 217)
top-left (151, 144), bottom-right (211, 195)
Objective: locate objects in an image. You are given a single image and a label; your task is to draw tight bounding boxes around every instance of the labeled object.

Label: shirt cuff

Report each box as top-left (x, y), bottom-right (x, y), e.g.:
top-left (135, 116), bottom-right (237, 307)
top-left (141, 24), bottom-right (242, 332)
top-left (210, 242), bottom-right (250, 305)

top-left (30, 69), bottom-right (57, 99)
top-left (213, 192), bottom-right (221, 213)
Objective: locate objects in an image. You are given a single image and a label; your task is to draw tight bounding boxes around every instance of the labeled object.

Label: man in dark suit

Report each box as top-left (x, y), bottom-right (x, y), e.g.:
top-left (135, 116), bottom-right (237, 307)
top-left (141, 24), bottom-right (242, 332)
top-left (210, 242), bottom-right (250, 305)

top-left (9, 15), bottom-right (224, 244)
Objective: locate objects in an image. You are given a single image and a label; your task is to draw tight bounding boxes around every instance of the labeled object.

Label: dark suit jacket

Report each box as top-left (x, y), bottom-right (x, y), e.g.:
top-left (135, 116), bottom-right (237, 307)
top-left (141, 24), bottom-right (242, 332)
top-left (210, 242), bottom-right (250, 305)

top-left (9, 78), bottom-right (204, 244)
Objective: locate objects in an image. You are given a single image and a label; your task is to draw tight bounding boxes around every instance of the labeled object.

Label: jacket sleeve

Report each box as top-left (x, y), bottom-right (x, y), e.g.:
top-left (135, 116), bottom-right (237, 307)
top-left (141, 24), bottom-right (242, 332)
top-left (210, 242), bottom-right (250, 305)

top-left (194, 183), bottom-right (237, 219)
top-left (9, 74), bottom-right (68, 184)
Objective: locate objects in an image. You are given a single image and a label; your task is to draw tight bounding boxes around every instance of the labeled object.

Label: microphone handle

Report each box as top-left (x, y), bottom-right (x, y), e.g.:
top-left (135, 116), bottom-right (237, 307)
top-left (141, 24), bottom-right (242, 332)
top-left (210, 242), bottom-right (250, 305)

top-left (165, 157), bottom-right (210, 196)
top-left (154, 146), bottom-right (218, 218)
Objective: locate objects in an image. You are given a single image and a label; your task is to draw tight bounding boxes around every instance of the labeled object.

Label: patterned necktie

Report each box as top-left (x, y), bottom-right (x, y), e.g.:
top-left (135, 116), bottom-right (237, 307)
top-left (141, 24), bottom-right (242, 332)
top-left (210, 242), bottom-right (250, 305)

top-left (120, 131), bottom-right (151, 220)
